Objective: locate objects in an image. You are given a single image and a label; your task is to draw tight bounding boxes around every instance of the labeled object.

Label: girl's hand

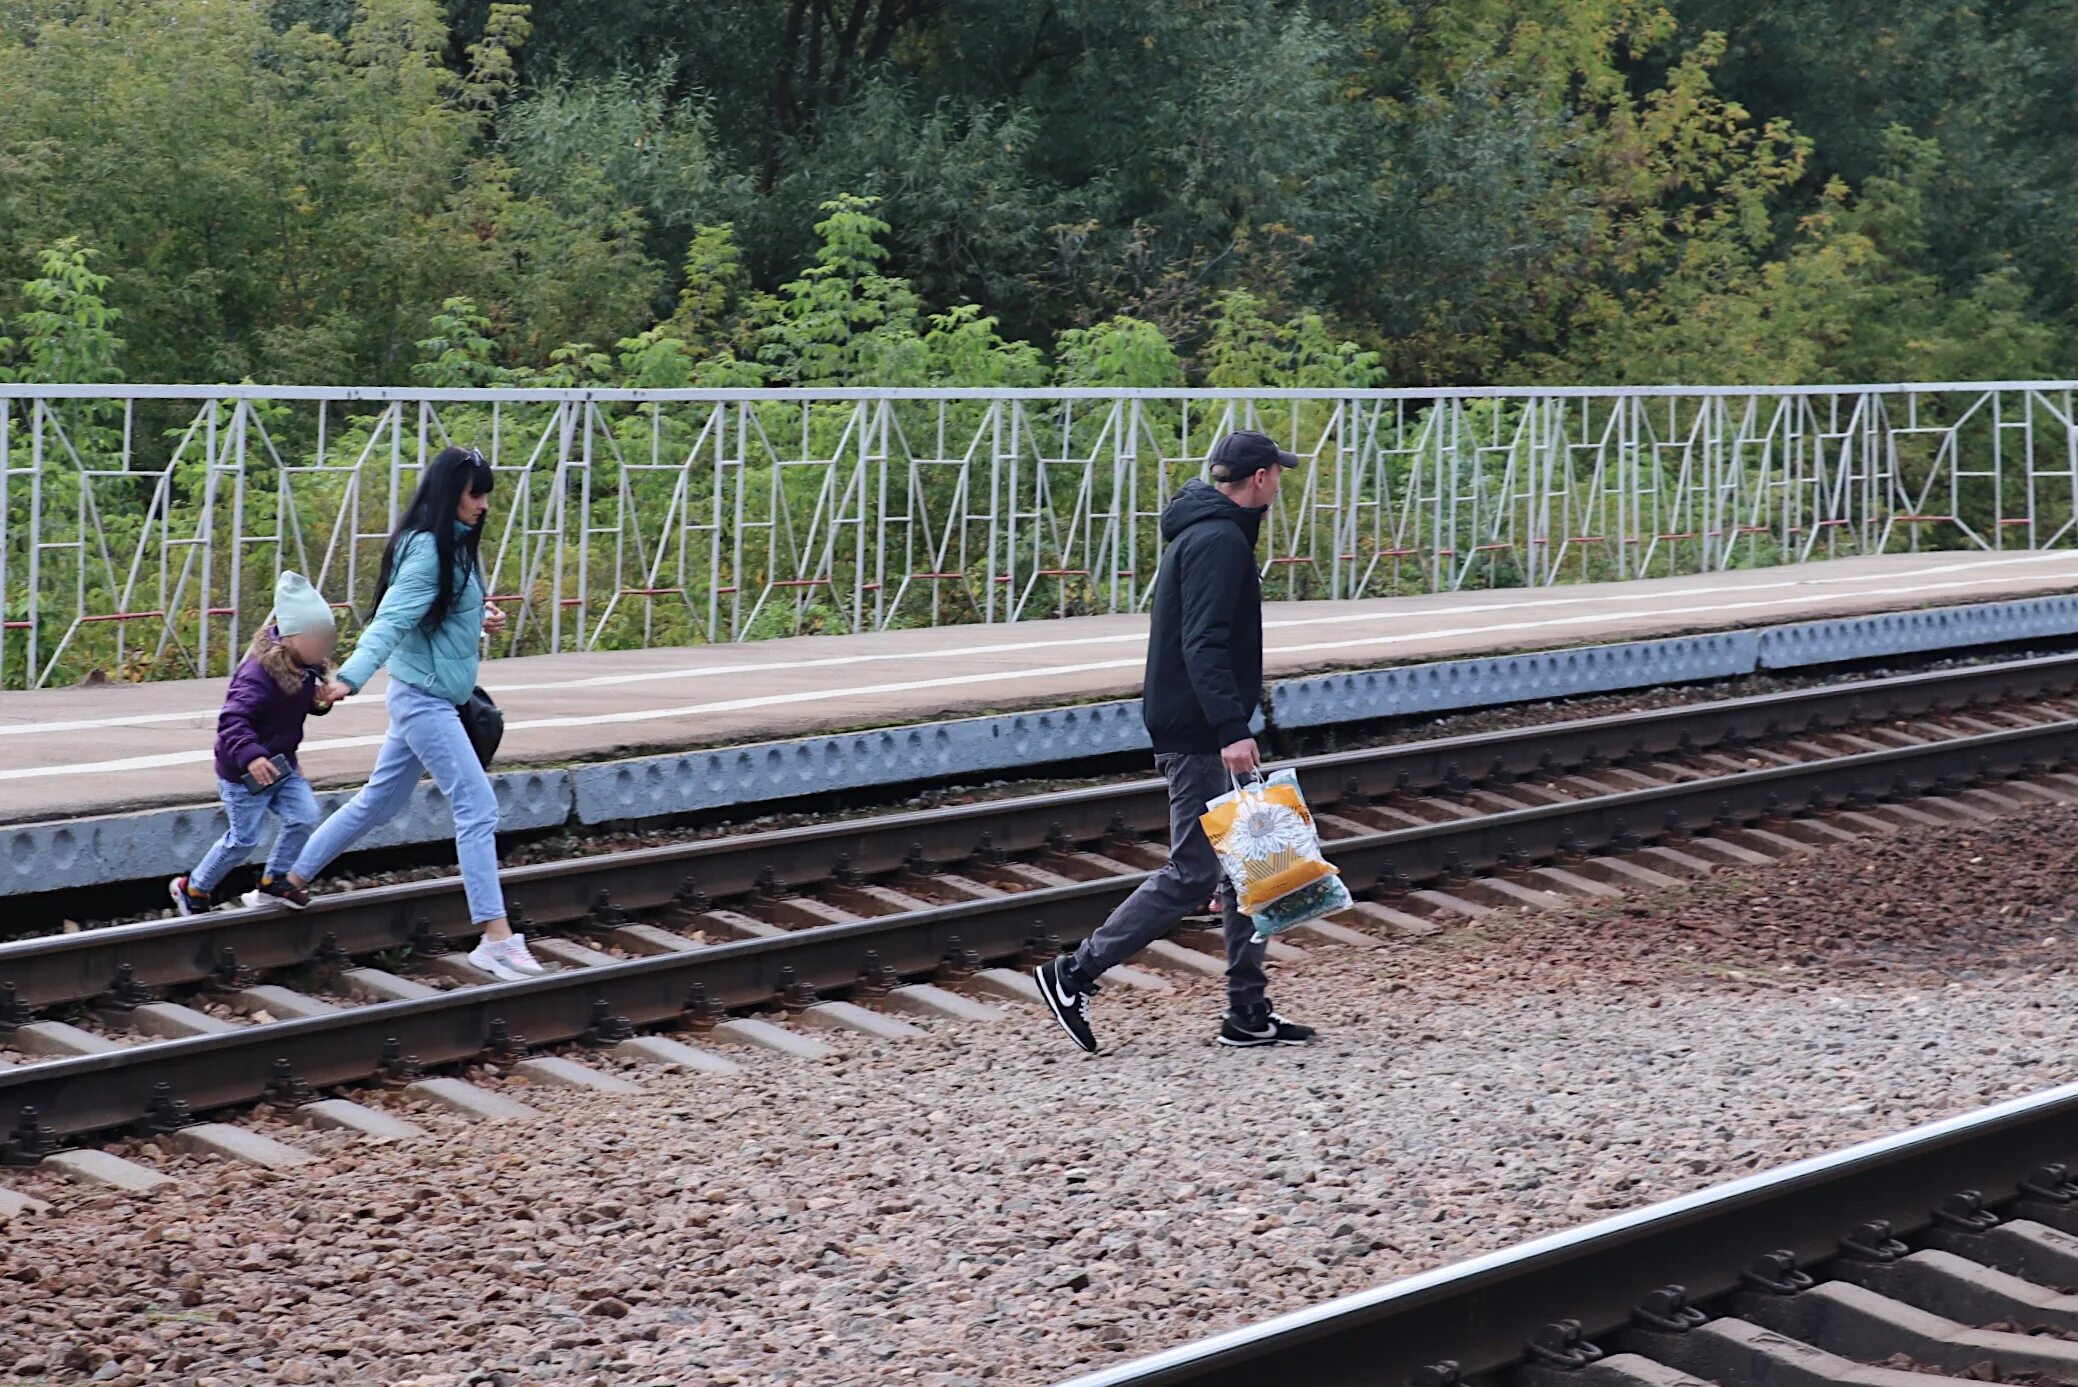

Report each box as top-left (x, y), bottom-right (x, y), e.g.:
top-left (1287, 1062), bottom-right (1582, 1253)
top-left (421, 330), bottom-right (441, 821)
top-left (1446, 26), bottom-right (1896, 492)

top-left (246, 756), bottom-right (281, 787)
top-left (482, 603), bottom-right (509, 636)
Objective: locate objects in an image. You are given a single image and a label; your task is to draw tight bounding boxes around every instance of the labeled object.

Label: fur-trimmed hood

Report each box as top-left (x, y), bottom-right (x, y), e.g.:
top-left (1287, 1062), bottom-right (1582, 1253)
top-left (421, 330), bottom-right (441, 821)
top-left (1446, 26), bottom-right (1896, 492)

top-left (247, 624), bottom-right (333, 695)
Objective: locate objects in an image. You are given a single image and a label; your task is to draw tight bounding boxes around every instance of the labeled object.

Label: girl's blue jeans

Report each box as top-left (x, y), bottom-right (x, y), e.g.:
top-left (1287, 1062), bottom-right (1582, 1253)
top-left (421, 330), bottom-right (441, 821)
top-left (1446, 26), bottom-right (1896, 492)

top-left (190, 770), bottom-right (321, 895)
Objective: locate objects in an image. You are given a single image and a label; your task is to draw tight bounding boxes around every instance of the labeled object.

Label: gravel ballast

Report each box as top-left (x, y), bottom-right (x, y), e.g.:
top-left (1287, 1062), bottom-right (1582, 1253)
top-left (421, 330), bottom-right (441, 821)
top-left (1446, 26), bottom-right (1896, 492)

top-left (5, 801), bottom-right (2078, 1386)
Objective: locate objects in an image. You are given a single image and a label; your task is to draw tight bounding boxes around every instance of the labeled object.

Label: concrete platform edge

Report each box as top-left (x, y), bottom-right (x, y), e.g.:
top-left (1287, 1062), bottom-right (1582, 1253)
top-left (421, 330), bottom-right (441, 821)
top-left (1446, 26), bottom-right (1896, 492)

top-left (7, 589), bottom-right (2077, 899)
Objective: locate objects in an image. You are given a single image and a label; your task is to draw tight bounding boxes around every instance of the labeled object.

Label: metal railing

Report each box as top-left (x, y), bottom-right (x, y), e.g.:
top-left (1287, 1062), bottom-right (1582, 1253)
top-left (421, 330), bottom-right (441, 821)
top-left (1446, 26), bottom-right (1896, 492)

top-left (3, 381), bottom-right (2075, 689)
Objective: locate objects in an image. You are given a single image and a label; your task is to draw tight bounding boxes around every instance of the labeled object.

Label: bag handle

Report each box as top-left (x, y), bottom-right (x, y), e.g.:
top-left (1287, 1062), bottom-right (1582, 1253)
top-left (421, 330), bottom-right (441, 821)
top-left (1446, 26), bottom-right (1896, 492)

top-left (1229, 768), bottom-right (1268, 800)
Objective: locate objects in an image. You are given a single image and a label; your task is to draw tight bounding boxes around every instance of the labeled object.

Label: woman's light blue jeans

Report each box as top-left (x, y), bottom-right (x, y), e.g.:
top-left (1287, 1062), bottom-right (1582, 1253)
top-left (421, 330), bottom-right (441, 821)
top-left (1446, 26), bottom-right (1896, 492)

top-left (190, 772), bottom-right (321, 895)
top-left (290, 677), bottom-right (507, 924)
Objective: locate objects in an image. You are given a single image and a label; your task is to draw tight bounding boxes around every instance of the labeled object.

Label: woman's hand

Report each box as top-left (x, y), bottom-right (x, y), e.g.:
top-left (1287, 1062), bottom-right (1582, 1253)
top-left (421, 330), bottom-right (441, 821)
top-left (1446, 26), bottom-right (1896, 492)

top-left (482, 603), bottom-right (509, 636)
top-left (319, 679), bottom-right (353, 704)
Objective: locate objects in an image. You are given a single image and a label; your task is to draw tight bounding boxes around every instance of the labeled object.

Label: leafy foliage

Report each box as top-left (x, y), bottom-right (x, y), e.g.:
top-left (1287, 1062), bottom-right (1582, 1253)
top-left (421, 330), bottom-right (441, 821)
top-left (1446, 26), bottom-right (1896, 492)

top-left (0, 0), bottom-right (2074, 386)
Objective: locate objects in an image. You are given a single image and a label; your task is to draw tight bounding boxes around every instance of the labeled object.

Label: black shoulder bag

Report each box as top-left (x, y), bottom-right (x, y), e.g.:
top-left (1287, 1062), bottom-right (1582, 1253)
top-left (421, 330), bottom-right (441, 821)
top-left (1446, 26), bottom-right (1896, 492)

top-left (456, 539), bottom-right (503, 769)
top-left (458, 686), bottom-right (503, 768)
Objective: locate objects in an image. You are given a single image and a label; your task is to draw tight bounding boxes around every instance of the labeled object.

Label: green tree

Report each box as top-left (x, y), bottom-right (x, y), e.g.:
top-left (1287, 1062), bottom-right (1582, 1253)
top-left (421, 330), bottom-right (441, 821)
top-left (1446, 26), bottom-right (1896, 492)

top-left (1202, 290), bottom-right (1382, 390)
top-left (921, 305), bottom-right (1046, 387)
top-left (412, 297), bottom-right (514, 389)
top-left (4, 0), bottom-right (2076, 390)
top-left (0, 0), bottom-right (666, 382)
top-left (757, 194), bottom-right (929, 386)
top-left (13, 239), bottom-right (125, 385)
top-left (1053, 316), bottom-right (1185, 388)
top-left (660, 224), bottom-right (771, 360)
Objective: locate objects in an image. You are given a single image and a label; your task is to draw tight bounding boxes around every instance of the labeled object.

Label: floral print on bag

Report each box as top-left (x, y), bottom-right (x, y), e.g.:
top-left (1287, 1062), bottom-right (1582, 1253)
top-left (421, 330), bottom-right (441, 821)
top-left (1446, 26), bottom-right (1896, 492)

top-left (1200, 769), bottom-right (1353, 939)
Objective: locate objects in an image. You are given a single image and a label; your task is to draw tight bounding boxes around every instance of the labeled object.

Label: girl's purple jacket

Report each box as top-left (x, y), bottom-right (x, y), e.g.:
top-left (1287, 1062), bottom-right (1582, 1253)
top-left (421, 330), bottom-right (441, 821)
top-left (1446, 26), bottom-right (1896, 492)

top-left (213, 646), bottom-right (330, 783)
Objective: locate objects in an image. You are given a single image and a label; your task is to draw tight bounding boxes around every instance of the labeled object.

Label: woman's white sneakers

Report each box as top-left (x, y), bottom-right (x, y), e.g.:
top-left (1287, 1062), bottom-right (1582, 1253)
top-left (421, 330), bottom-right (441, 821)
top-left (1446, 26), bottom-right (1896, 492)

top-left (467, 933), bottom-right (550, 983)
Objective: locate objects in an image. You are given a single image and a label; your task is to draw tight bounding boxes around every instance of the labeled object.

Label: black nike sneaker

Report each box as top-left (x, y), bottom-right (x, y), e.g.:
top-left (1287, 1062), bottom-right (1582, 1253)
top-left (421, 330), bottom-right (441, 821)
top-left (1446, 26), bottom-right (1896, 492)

top-left (1217, 1010), bottom-right (1317, 1047)
top-left (1035, 955), bottom-right (1100, 1054)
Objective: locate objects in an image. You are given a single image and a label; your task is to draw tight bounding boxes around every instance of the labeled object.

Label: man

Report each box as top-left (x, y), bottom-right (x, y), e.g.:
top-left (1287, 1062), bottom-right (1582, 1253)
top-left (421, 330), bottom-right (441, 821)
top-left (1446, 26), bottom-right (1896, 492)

top-left (1036, 429), bottom-right (1318, 1053)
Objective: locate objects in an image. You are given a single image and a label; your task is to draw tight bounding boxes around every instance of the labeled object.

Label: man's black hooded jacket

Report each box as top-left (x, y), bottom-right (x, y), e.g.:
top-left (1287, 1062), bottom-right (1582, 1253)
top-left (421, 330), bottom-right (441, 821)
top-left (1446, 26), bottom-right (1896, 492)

top-left (1141, 479), bottom-right (1265, 754)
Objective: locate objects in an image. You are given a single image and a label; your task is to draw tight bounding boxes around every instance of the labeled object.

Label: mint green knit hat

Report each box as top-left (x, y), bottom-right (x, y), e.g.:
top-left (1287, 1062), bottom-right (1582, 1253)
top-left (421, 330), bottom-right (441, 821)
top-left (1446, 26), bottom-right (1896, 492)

top-left (273, 570), bottom-right (335, 637)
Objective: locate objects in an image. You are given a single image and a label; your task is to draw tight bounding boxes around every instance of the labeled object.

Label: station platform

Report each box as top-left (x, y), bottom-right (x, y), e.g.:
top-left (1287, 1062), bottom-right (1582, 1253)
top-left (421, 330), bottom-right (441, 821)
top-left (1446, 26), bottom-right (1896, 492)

top-left (6, 549), bottom-right (2078, 897)
top-left (9, 548), bottom-right (2078, 823)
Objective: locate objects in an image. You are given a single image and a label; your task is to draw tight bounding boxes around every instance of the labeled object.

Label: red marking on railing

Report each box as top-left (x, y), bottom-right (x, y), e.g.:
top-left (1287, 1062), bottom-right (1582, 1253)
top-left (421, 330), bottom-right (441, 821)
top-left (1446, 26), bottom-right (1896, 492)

top-left (559, 598), bottom-right (583, 607)
top-left (1895, 514), bottom-right (1955, 524)
top-left (715, 586), bottom-right (739, 595)
top-left (2, 621), bottom-right (32, 630)
top-left (1656, 532), bottom-right (1697, 541)
top-left (771, 578), bottom-right (831, 589)
top-left (616, 587), bottom-right (686, 597)
top-left (1378, 548), bottom-right (1420, 558)
top-left (205, 607), bottom-right (235, 616)
top-left (1737, 525), bottom-right (1772, 535)
top-left (1269, 556), bottom-right (1317, 565)
top-left (909, 572), bottom-right (965, 580)
top-left (79, 609), bottom-right (165, 625)
top-left (2000, 518), bottom-right (2033, 527)
top-left (1567, 536), bottom-right (1607, 544)
top-left (1815, 519), bottom-right (1851, 528)
top-left (487, 595), bottom-right (523, 605)
top-left (1035, 569), bottom-right (1090, 578)
top-left (1474, 543), bottom-right (1511, 553)
top-left (1433, 549), bottom-right (1455, 557)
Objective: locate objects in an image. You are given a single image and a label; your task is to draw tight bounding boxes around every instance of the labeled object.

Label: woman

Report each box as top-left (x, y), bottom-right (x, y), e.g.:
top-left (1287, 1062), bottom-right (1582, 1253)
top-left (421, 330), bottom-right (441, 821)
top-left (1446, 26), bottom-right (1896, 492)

top-left (284, 446), bottom-right (546, 982)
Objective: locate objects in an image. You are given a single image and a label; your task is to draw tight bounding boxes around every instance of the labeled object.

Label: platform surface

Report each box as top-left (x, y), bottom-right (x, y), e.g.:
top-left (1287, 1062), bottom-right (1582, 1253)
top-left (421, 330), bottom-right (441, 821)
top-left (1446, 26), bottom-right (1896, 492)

top-left (3, 550), bottom-right (2076, 824)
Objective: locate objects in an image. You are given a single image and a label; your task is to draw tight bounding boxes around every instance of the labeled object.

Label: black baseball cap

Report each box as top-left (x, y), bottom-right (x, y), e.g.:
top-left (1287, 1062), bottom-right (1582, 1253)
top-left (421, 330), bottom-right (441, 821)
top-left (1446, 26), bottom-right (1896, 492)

top-left (1208, 429), bottom-right (1302, 481)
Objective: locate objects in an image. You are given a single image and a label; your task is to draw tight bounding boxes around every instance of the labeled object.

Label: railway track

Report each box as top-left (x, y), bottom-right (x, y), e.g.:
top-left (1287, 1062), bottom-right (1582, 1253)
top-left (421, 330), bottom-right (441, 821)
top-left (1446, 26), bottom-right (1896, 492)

top-left (7, 652), bottom-right (2078, 1150)
top-left (1060, 1079), bottom-right (2078, 1387)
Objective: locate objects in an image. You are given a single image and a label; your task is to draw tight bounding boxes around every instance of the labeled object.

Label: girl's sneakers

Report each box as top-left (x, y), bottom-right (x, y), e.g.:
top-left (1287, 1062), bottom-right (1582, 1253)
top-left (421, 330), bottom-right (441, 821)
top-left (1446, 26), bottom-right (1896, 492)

top-left (467, 933), bottom-right (549, 983)
top-left (168, 875), bottom-right (214, 917)
top-left (241, 876), bottom-right (312, 910)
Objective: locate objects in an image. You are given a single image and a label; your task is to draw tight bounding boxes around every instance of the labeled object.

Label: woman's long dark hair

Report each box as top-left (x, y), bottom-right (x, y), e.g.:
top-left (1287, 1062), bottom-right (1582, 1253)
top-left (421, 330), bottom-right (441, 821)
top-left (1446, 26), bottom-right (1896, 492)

top-left (370, 446), bottom-right (496, 635)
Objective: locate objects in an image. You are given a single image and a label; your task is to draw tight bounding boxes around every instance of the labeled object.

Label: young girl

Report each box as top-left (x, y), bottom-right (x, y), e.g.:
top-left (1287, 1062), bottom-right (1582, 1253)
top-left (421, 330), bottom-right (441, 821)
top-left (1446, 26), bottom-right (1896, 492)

top-left (168, 571), bottom-right (341, 915)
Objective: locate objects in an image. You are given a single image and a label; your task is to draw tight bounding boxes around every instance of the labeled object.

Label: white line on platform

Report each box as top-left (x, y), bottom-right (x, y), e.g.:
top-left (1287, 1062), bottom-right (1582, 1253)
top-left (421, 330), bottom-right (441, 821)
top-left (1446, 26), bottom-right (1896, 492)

top-left (3, 561), bottom-right (2074, 783)
top-left (503, 550), bottom-right (2078, 696)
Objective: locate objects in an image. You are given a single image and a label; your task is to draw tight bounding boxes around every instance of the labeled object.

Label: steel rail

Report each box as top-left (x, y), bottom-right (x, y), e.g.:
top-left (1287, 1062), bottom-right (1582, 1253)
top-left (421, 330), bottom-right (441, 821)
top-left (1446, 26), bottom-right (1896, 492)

top-left (5, 716), bottom-right (2076, 1142)
top-left (10, 652), bottom-right (2078, 1015)
top-left (1051, 1080), bottom-right (2078, 1387)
